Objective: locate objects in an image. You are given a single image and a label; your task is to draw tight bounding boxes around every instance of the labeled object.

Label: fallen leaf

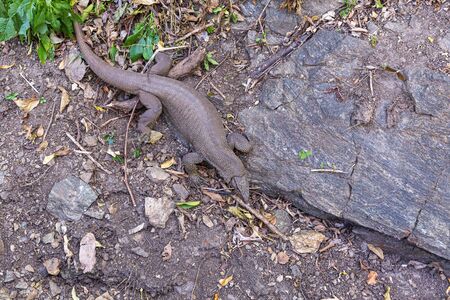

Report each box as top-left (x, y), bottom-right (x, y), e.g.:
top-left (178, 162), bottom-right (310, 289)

top-left (94, 105), bottom-right (106, 112)
top-left (43, 258), bottom-right (61, 275)
top-left (148, 130), bottom-right (163, 144)
top-left (64, 49), bottom-right (87, 82)
top-left (202, 189), bottom-right (225, 202)
top-left (63, 235), bottom-right (74, 261)
top-left (202, 215), bottom-right (214, 228)
top-left (132, 0), bottom-right (159, 4)
top-left (289, 230), bottom-right (326, 254)
top-left (213, 294), bottom-right (219, 300)
top-left (71, 287), bottom-right (79, 300)
top-left (0, 63), bottom-right (14, 69)
top-left (368, 244), bottom-right (384, 260)
top-left (79, 233), bottom-right (97, 273)
top-left (367, 270), bottom-right (378, 285)
top-left (277, 251), bottom-right (290, 265)
top-left (160, 157), bottom-right (176, 169)
top-left (38, 140), bottom-right (49, 152)
top-left (227, 206), bottom-right (253, 221)
top-left (58, 86), bottom-right (70, 113)
top-left (161, 242), bottom-right (172, 261)
top-left (219, 275), bottom-right (233, 287)
top-left (176, 201), bottom-right (201, 209)
top-left (80, 118), bottom-right (91, 132)
top-left (43, 147), bottom-right (70, 165)
top-left (14, 97), bottom-right (39, 113)
top-left (384, 286), bottom-right (391, 300)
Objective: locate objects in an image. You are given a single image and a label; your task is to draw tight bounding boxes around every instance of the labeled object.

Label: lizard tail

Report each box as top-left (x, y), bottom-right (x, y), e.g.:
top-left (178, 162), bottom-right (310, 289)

top-left (74, 22), bottom-right (141, 93)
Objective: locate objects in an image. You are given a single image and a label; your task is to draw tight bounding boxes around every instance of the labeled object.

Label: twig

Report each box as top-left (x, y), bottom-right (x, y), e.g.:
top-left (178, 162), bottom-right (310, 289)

top-left (256, 0), bottom-right (272, 31)
top-left (65, 132), bottom-right (112, 175)
top-left (232, 195), bottom-right (288, 241)
top-left (175, 22), bottom-right (213, 43)
top-left (209, 81), bottom-right (226, 100)
top-left (123, 101), bottom-right (138, 207)
top-left (19, 72), bottom-right (39, 94)
top-left (191, 259), bottom-right (204, 300)
top-left (310, 168), bottom-right (347, 174)
top-left (24, 166), bottom-right (53, 187)
top-left (43, 97), bottom-right (57, 140)
top-left (100, 115), bottom-right (131, 128)
top-left (195, 52), bottom-right (231, 89)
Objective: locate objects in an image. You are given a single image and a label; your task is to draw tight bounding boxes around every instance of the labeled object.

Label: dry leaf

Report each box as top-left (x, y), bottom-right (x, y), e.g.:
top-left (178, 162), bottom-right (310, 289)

top-left (160, 157), bottom-right (176, 169)
top-left (38, 140), bottom-right (49, 152)
top-left (384, 286), bottom-right (391, 300)
top-left (14, 97), bottom-right (39, 113)
top-left (368, 244), bottom-right (384, 260)
top-left (59, 86), bottom-right (70, 113)
top-left (161, 242), bottom-right (172, 261)
top-left (71, 287), bottom-right (79, 300)
top-left (148, 130), bottom-right (163, 144)
top-left (289, 230), bottom-right (326, 254)
top-left (63, 235), bottom-right (74, 260)
top-left (277, 251), bottom-right (290, 265)
top-left (202, 215), bottom-right (214, 228)
top-left (43, 146), bottom-right (70, 164)
top-left (202, 189), bottom-right (225, 202)
top-left (43, 258), bottom-right (61, 275)
top-left (219, 275), bottom-right (233, 287)
top-left (367, 270), bottom-right (378, 285)
top-left (0, 63), bottom-right (14, 69)
top-left (132, 0), bottom-right (159, 4)
top-left (79, 233), bottom-right (97, 273)
top-left (80, 118), bottom-right (91, 132)
top-left (94, 105), bottom-right (106, 112)
top-left (228, 206), bottom-right (253, 220)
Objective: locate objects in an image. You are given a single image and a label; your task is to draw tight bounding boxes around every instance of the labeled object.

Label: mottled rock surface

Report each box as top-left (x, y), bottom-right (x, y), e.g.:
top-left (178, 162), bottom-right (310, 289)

top-left (240, 30), bottom-right (450, 260)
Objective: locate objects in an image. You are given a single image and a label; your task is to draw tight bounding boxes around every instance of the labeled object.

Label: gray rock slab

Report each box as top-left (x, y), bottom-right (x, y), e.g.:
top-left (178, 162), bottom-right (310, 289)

top-left (240, 30), bottom-right (450, 260)
top-left (46, 176), bottom-right (98, 221)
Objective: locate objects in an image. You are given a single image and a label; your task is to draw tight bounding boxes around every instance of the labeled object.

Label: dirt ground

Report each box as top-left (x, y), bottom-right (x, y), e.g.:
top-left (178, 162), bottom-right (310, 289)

top-left (0, 1), bottom-right (449, 299)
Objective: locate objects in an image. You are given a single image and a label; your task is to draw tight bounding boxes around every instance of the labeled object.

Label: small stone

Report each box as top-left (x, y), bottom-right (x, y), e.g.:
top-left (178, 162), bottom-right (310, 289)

top-left (0, 288), bottom-right (10, 299)
top-left (15, 280), bottom-right (28, 290)
top-left (144, 197), bottom-right (175, 228)
top-left (131, 247), bottom-right (149, 258)
top-left (128, 223), bottom-right (146, 235)
top-left (4, 270), bottom-right (15, 283)
top-left (84, 206), bottom-right (105, 220)
top-left (172, 184), bottom-right (190, 201)
top-left (43, 258), bottom-right (61, 276)
top-left (273, 209), bottom-right (292, 234)
top-left (42, 232), bottom-right (55, 244)
top-left (83, 135), bottom-right (97, 147)
top-left (79, 171), bottom-right (93, 183)
top-left (276, 275), bottom-right (284, 282)
top-left (46, 176), bottom-right (98, 221)
top-left (24, 265), bottom-right (35, 273)
top-left (95, 291), bottom-right (114, 300)
top-left (49, 280), bottom-right (61, 296)
top-left (145, 167), bottom-right (170, 182)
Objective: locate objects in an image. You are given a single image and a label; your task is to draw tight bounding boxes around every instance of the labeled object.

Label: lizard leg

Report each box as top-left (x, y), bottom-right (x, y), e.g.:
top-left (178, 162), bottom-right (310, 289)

top-left (182, 152), bottom-right (204, 185)
top-left (149, 53), bottom-right (172, 76)
top-left (227, 133), bottom-right (252, 153)
top-left (137, 91), bottom-right (162, 133)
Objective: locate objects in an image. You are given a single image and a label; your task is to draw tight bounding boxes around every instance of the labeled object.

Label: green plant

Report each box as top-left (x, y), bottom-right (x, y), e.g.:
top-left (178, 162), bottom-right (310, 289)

top-left (5, 92), bottom-right (19, 101)
top-left (339, 0), bottom-right (357, 18)
top-left (374, 0), bottom-right (383, 9)
top-left (133, 148), bottom-right (142, 159)
top-left (0, 0), bottom-right (81, 63)
top-left (123, 13), bottom-right (159, 62)
top-left (203, 52), bottom-right (219, 71)
top-left (255, 31), bottom-right (267, 45)
top-left (103, 133), bottom-right (115, 145)
top-left (298, 149), bottom-right (312, 160)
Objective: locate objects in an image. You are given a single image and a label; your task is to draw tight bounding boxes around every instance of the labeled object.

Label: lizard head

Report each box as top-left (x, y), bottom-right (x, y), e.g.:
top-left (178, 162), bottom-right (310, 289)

top-left (231, 175), bottom-right (249, 201)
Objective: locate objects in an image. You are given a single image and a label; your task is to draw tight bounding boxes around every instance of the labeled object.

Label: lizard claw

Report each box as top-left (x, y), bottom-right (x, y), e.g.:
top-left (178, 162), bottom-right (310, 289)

top-left (231, 176), bottom-right (249, 201)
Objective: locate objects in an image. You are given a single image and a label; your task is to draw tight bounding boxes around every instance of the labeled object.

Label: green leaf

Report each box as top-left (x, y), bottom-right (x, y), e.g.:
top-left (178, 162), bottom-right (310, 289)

top-left (109, 44), bottom-right (118, 61)
top-left (176, 201), bottom-right (201, 209)
top-left (230, 12), bottom-right (238, 24)
top-left (375, 0), bottom-right (384, 8)
top-left (206, 25), bottom-right (215, 34)
top-left (203, 59), bottom-right (210, 71)
top-left (133, 148), bottom-right (142, 159)
top-left (298, 149), bottom-right (313, 160)
top-left (124, 22), bottom-right (145, 47)
top-left (207, 54), bottom-right (219, 65)
top-left (129, 38), bottom-right (144, 62)
top-left (5, 92), bottom-right (19, 101)
top-left (142, 36), bottom-right (154, 60)
top-left (0, 1), bottom-right (6, 17)
top-left (0, 18), bottom-right (17, 41)
top-left (37, 44), bottom-right (47, 64)
top-left (112, 155), bottom-right (124, 164)
top-left (81, 4), bottom-right (94, 22)
top-left (103, 133), bottom-right (115, 145)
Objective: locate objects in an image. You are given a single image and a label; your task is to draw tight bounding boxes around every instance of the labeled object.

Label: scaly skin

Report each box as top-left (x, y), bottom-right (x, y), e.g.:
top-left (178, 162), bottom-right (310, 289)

top-left (74, 22), bottom-right (250, 200)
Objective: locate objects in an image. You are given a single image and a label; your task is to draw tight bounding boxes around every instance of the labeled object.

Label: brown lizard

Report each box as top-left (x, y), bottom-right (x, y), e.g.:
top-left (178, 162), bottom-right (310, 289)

top-left (74, 22), bottom-right (252, 200)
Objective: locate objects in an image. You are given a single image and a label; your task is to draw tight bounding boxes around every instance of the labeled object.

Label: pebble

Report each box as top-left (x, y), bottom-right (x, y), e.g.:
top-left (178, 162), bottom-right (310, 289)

top-left (131, 247), bottom-right (149, 258)
top-left (145, 167), bottom-right (170, 182)
top-left (144, 197), bottom-right (174, 228)
top-left (42, 232), bottom-right (55, 244)
top-left (15, 280), bottom-right (28, 290)
top-left (4, 270), bottom-right (15, 283)
top-left (273, 209), bottom-right (292, 234)
top-left (83, 135), bottom-right (98, 147)
top-left (172, 183), bottom-right (190, 201)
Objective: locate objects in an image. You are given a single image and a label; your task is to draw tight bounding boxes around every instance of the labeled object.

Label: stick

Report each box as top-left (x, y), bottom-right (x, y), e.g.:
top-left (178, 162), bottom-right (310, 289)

top-left (123, 101), bottom-right (138, 207)
top-left (310, 168), bottom-right (347, 174)
top-left (100, 115), bottom-right (131, 128)
top-left (43, 97), bottom-right (57, 141)
top-left (209, 81), bottom-right (226, 100)
top-left (232, 195), bottom-right (288, 241)
top-left (65, 132), bottom-right (112, 175)
top-left (19, 72), bottom-right (39, 94)
top-left (24, 166), bottom-right (53, 187)
top-left (174, 23), bottom-right (214, 43)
